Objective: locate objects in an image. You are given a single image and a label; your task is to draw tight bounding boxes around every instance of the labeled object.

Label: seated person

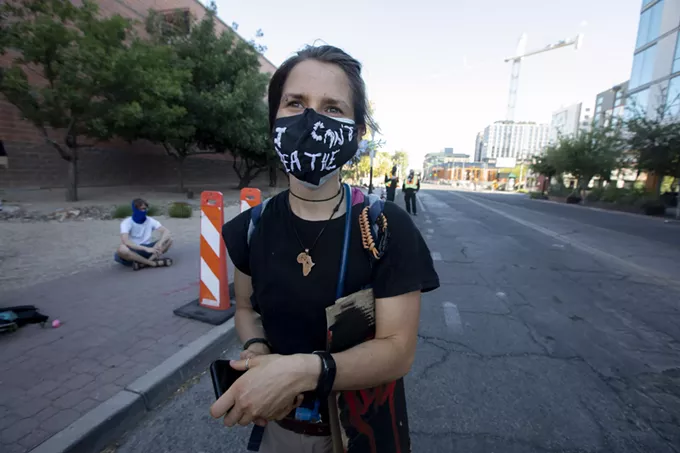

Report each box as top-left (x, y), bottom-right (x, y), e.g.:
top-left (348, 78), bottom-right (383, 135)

top-left (115, 198), bottom-right (173, 270)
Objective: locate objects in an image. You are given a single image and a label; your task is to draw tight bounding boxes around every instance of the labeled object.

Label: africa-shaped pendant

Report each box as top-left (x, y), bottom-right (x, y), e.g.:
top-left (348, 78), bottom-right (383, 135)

top-left (297, 250), bottom-right (315, 277)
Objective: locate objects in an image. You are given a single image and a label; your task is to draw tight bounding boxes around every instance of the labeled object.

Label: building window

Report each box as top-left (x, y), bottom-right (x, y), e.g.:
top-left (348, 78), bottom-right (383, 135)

top-left (626, 89), bottom-right (650, 118)
top-left (154, 8), bottom-right (192, 38)
top-left (667, 76), bottom-right (680, 116)
top-left (614, 90), bottom-right (624, 105)
top-left (630, 45), bottom-right (657, 89)
top-left (636, 1), bottom-right (664, 49)
top-left (596, 96), bottom-right (604, 105)
top-left (673, 33), bottom-right (680, 74)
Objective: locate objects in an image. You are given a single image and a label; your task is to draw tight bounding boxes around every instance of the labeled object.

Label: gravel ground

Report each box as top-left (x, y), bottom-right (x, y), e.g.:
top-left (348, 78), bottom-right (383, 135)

top-left (0, 208), bottom-right (242, 292)
top-left (0, 185), bottom-right (290, 292)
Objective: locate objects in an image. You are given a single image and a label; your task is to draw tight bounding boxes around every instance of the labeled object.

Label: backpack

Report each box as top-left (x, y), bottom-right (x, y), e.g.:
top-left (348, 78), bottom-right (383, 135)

top-left (0, 305), bottom-right (49, 333)
top-left (246, 187), bottom-right (389, 262)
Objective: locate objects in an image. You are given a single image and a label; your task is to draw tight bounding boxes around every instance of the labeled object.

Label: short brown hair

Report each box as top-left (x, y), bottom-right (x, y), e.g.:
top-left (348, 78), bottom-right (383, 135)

top-left (132, 198), bottom-right (148, 209)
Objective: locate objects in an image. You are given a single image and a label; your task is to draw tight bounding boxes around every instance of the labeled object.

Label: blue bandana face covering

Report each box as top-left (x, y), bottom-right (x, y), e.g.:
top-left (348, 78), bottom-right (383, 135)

top-left (132, 202), bottom-right (147, 224)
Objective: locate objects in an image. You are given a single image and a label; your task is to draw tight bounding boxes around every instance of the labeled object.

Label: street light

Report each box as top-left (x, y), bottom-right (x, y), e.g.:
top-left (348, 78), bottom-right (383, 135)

top-left (368, 129), bottom-right (376, 194)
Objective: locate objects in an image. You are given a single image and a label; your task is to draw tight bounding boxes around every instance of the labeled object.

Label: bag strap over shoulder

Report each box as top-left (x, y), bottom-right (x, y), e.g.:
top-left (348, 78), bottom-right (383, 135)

top-left (246, 188), bottom-right (388, 259)
top-left (246, 197), bottom-right (271, 247)
top-left (360, 192), bottom-right (389, 261)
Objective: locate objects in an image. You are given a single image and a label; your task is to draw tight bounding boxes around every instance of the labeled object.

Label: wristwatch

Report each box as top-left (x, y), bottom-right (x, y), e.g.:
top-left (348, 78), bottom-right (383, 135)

top-left (243, 337), bottom-right (272, 352)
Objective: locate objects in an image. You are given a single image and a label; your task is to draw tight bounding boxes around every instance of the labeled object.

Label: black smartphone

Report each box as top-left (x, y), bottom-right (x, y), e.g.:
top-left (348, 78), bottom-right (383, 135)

top-left (210, 359), bottom-right (246, 400)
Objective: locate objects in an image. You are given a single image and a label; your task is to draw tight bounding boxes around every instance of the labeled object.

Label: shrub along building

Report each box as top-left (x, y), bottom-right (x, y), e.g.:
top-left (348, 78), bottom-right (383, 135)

top-left (0, 0), bottom-right (277, 191)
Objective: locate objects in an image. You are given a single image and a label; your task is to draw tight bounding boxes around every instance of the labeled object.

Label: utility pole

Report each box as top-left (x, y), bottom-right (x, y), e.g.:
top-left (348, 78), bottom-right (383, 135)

top-left (505, 33), bottom-right (583, 122)
top-left (368, 129), bottom-right (376, 194)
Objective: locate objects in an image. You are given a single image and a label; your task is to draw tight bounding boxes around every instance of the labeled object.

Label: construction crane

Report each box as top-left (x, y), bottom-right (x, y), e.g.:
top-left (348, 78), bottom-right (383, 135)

top-left (505, 33), bottom-right (583, 122)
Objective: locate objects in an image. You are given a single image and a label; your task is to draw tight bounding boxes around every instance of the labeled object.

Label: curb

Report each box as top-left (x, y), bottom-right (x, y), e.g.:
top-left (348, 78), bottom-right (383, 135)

top-left (30, 291), bottom-right (238, 453)
top-left (532, 197), bottom-right (680, 224)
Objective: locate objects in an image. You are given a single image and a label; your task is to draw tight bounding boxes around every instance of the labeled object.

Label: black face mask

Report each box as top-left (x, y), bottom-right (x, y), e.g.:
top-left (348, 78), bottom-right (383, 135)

top-left (272, 109), bottom-right (358, 188)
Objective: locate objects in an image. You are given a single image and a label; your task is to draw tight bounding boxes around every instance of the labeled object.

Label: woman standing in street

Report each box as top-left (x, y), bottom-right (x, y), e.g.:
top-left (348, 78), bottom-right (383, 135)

top-left (210, 45), bottom-right (439, 453)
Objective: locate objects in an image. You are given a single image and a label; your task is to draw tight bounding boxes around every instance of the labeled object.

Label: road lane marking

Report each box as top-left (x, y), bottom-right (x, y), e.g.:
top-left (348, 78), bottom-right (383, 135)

top-left (431, 252), bottom-right (442, 261)
top-left (425, 234), bottom-right (433, 241)
top-left (427, 228), bottom-right (434, 234)
top-left (450, 191), bottom-right (680, 289)
top-left (417, 195), bottom-right (427, 213)
top-left (426, 219), bottom-right (433, 224)
top-left (443, 302), bottom-right (463, 333)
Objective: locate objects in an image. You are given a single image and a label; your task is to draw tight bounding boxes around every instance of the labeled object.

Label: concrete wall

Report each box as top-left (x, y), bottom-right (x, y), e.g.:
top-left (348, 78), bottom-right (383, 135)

top-left (0, 0), bottom-right (277, 190)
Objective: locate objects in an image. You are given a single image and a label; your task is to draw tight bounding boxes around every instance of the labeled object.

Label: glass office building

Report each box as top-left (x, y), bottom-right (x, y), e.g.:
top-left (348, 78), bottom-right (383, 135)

top-left (627, 0), bottom-right (680, 117)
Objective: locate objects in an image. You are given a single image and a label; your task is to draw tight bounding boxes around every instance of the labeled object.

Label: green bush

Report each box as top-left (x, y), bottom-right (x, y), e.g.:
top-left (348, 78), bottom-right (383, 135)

top-left (548, 185), bottom-right (570, 197)
top-left (600, 185), bottom-right (622, 203)
top-left (112, 204), bottom-right (160, 219)
top-left (660, 191), bottom-right (678, 207)
top-left (586, 187), bottom-right (604, 202)
top-left (640, 199), bottom-right (667, 216)
top-left (112, 204), bottom-right (132, 219)
top-left (566, 193), bottom-right (582, 204)
top-left (168, 202), bottom-right (192, 218)
top-left (529, 191), bottom-right (548, 200)
top-left (516, 188), bottom-right (528, 194)
top-left (617, 188), bottom-right (649, 206)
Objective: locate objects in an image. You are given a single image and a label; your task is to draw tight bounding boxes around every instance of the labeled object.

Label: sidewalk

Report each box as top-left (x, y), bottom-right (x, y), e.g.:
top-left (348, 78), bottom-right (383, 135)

top-left (0, 204), bottom-right (240, 453)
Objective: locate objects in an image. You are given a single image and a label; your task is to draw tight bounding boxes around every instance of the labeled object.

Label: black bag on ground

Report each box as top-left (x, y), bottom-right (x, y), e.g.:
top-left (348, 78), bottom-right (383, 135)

top-left (0, 305), bottom-right (49, 327)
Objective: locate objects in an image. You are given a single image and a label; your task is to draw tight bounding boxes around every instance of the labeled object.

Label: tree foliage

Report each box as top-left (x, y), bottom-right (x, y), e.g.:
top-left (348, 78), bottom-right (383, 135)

top-left (542, 124), bottom-right (626, 192)
top-left (142, 2), bottom-right (271, 190)
top-left (530, 155), bottom-right (557, 194)
top-left (625, 99), bottom-right (680, 195)
top-left (0, 0), bottom-right (184, 200)
top-left (0, 0), bottom-right (274, 198)
top-left (392, 151), bottom-right (409, 179)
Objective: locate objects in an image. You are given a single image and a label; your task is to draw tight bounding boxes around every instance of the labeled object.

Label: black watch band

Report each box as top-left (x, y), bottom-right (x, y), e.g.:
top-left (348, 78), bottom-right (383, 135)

top-left (312, 351), bottom-right (337, 401)
top-left (243, 337), bottom-right (271, 352)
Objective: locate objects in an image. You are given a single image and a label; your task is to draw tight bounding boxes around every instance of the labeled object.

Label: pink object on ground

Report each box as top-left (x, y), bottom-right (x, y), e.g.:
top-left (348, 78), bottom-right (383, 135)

top-left (52, 319), bottom-right (61, 328)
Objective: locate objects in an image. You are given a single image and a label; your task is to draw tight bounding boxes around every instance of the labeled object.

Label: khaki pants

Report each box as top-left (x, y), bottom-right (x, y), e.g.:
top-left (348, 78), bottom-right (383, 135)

top-left (259, 422), bottom-right (333, 453)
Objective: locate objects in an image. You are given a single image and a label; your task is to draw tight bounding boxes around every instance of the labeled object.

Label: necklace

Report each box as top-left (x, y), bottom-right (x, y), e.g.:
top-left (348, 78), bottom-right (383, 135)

top-left (289, 187), bottom-right (345, 277)
top-left (290, 187), bottom-right (342, 203)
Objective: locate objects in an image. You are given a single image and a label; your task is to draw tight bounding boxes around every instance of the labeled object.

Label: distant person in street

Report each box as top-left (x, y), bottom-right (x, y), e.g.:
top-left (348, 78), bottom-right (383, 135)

top-left (403, 169), bottom-right (420, 215)
top-left (114, 198), bottom-right (173, 270)
top-left (384, 165), bottom-right (399, 201)
top-left (211, 45), bottom-right (439, 453)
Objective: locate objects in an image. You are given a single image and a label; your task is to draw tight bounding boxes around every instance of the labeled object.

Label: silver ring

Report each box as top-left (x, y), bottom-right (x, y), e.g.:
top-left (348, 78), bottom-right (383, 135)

top-left (245, 358), bottom-right (250, 371)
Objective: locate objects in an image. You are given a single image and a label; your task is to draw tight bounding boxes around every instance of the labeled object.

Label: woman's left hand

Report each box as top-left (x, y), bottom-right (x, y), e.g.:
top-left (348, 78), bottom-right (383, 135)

top-left (209, 354), bottom-right (317, 427)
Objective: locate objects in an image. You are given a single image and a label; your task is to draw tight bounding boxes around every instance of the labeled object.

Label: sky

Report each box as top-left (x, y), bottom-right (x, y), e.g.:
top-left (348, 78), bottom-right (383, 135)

top-left (211, 0), bottom-right (643, 169)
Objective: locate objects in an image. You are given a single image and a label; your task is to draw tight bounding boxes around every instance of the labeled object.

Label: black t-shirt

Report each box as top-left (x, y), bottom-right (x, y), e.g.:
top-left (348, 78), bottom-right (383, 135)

top-left (222, 190), bottom-right (440, 356)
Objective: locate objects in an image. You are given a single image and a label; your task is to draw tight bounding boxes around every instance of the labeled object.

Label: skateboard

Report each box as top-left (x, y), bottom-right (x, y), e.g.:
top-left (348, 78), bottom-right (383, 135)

top-left (326, 289), bottom-right (411, 453)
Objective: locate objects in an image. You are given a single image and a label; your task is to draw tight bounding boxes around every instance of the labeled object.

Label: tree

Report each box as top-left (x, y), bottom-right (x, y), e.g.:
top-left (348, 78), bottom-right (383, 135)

top-left (392, 151), bottom-right (409, 179)
top-left (356, 155), bottom-right (372, 177)
top-left (545, 124), bottom-right (626, 196)
top-left (0, 0), bottom-right (181, 201)
top-left (143, 2), bottom-right (270, 191)
top-left (625, 96), bottom-right (680, 196)
top-left (222, 101), bottom-right (273, 189)
top-left (374, 152), bottom-right (393, 179)
top-left (530, 155), bottom-right (557, 194)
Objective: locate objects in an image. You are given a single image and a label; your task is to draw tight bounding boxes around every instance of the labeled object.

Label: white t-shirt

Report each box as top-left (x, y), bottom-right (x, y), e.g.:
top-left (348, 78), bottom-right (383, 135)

top-left (120, 217), bottom-right (162, 245)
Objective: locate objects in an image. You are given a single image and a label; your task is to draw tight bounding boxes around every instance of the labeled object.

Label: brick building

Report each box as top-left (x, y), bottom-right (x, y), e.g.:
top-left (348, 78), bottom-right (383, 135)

top-left (0, 0), bottom-right (278, 190)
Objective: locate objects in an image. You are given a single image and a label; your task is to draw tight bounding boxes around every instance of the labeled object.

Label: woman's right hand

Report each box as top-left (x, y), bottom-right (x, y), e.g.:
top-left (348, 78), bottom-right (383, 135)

top-left (240, 343), bottom-right (270, 360)
top-left (235, 345), bottom-right (301, 427)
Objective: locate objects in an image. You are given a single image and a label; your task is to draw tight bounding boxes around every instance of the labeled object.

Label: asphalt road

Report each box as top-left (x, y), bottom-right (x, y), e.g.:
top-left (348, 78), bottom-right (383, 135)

top-left (108, 189), bottom-right (680, 453)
